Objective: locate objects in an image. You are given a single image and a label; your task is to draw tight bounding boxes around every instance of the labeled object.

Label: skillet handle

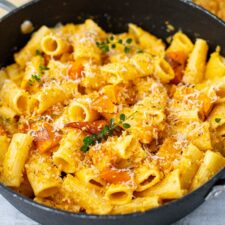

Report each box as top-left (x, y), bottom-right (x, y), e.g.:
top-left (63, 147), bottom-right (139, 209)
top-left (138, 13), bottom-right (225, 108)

top-left (0, 0), bottom-right (16, 16)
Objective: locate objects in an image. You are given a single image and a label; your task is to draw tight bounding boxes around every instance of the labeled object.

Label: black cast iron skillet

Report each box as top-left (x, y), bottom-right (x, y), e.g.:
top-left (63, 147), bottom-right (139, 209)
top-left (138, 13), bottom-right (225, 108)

top-left (0, 0), bottom-right (225, 224)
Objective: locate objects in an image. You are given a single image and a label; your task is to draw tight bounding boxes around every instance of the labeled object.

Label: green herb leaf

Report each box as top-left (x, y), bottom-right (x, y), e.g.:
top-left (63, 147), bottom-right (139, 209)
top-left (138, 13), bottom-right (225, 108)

top-left (96, 38), bottom-right (114, 53)
top-left (126, 38), bottom-right (133, 44)
top-left (39, 65), bottom-right (49, 74)
top-left (91, 134), bottom-right (98, 140)
top-left (28, 64), bottom-right (49, 86)
top-left (101, 125), bottom-right (110, 139)
top-left (81, 145), bottom-right (89, 152)
top-left (120, 114), bottom-right (126, 122)
top-left (123, 123), bottom-right (131, 129)
top-left (109, 118), bottom-right (115, 126)
top-left (124, 46), bottom-right (130, 53)
top-left (111, 43), bottom-right (116, 49)
top-left (97, 36), bottom-right (133, 54)
top-left (35, 49), bottom-right (42, 56)
top-left (103, 45), bottom-right (110, 53)
top-left (80, 113), bottom-right (133, 152)
top-left (108, 129), bottom-right (114, 136)
top-left (215, 118), bottom-right (221, 123)
top-left (83, 136), bottom-right (95, 145)
top-left (31, 74), bottom-right (41, 82)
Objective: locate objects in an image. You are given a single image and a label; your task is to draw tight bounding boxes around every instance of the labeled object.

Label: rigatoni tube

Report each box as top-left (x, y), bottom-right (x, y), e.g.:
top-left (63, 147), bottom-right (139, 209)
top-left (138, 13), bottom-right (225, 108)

top-left (1, 80), bottom-right (29, 115)
top-left (41, 35), bottom-right (69, 56)
top-left (183, 39), bottom-right (208, 84)
top-left (53, 130), bottom-right (85, 173)
top-left (26, 153), bottom-right (61, 198)
top-left (3, 133), bottom-right (33, 187)
top-left (63, 175), bottom-right (112, 214)
top-left (105, 184), bottom-right (133, 205)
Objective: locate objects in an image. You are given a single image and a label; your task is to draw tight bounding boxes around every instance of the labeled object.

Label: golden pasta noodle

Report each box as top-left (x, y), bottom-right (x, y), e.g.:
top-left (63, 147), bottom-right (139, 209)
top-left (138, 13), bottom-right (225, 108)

top-left (105, 184), bottom-right (133, 205)
top-left (205, 51), bottom-right (225, 80)
top-left (183, 39), bottom-right (208, 84)
top-left (41, 35), bottom-right (70, 56)
top-left (0, 69), bottom-right (8, 87)
top-left (15, 26), bottom-right (51, 67)
top-left (191, 151), bottom-right (225, 190)
top-left (2, 133), bottom-right (33, 187)
top-left (154, 58), bottom-right (175, 83)
top-left (112, 196), bottom-right (161, 214)
top-left (26, 153), bottom-right (61, 198)
top-left (134, 164), bottom-right (162, 192)
top-left (0, 106), bottom-right (18, 121)
top-left (53, 129), bottom-right (85, 173)
top-left (63, 175), bottom-right (112, 215)
top-left (167, 32), bottom-right (194, 55)
top-left (177, 144), bottom-right (204, 189)
top-left (1, 80), bottom-right (29, 115)
top-left (0, 136), bottom-right (10, 168)
top-left (67, 98), bottom-right (100, 122)
top-left (33, 84), bottom-right (67, 114)
top-left (137, 170), bottom-right (186, 200)
top-left (128, 23), bottom-right (165, 56)
top-left (76, 167), bottom-right (105, 189)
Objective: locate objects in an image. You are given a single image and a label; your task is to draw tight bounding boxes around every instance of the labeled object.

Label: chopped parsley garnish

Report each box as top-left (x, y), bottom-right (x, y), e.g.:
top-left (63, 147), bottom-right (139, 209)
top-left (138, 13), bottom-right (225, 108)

top-left (124, 46), bottom-right (131, 53)
top-left (119, 38), bottom-right (133, 53)
top-left (96, 41), bottom-right (110, 53)
top-left (35, 49), bottom-right (42, 56)
top-left (109, 35), bottom-right (114, 41)
top-left (31, 74), bottom-right (41, 81)
top-left (126, 38), bottom-right (133, 44)
top-left (80, 113), bottom-right (132, 152)
top-left (215, 118), bottom-right (221, 123)
top-left (28, 75), bottom-right (41, 86)
top-left (123, 123), bottom-right (131, 129)
top-left (111, 43), bottom-right (116, 49)
top-left (96, 36), bottom-right (134, 54)
top-left (28, 65), bottom-right (49, 86)
top-left (39, 65), bottom-right (49, 74)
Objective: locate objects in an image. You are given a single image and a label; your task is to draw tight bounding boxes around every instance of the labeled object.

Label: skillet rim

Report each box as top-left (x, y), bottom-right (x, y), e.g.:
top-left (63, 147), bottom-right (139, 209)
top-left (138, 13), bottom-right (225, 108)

top-left (0, 0), bottom-right (225, 27)
top-left (0, 0), bottom-right (225, 219)
top-left (0, 167), bottom-right (224, 219)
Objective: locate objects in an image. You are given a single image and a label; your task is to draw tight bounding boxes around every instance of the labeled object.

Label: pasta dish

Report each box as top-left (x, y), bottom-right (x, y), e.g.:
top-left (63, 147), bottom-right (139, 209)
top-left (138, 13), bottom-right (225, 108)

top-left (0, 20), bottom-right (225, 215)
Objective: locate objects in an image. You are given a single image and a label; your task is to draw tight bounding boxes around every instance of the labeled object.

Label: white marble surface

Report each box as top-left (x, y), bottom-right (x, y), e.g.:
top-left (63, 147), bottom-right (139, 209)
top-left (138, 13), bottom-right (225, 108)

top-left (1, 187), bottom-right (225, 225)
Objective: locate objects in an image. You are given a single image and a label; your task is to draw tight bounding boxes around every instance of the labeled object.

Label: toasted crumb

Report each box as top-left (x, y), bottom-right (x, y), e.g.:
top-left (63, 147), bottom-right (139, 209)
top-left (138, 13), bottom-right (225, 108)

top-left (21, 20), bottom-right (34, 34)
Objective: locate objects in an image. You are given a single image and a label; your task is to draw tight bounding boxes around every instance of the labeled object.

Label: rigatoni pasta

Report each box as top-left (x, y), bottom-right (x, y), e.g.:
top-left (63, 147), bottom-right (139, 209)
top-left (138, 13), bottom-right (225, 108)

top-left (1, 79), bottom-right (29, 114)
top-left (2, 133), bottom-right (33, 187)
top-left (183, 39), bottom-right (208, 84)
top-left (53, 129), bottom-right (85, 173)
top-left (26, 153), bottom-right (61, 197)
top-left (0, 19), bottom-right (225, 215)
